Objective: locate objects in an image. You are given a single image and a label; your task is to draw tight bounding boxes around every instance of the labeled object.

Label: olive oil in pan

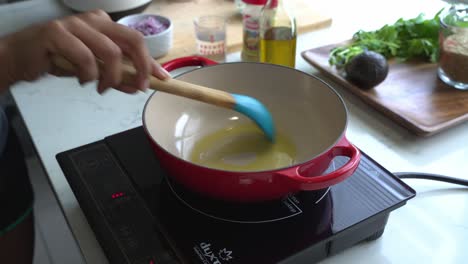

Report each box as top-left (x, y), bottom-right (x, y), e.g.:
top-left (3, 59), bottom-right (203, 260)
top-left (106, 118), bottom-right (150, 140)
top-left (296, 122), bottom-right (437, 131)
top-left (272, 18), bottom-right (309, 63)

top-left (190, 123), bottom-right (297, 171)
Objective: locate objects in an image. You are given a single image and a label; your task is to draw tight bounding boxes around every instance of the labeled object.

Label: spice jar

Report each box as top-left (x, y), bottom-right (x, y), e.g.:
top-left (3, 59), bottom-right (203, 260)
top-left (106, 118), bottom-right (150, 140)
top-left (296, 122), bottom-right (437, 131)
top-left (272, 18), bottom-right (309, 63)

top-left (241, 0), bottom-right (268, 62)
top-left (438, 3), bottom-right (468, 90)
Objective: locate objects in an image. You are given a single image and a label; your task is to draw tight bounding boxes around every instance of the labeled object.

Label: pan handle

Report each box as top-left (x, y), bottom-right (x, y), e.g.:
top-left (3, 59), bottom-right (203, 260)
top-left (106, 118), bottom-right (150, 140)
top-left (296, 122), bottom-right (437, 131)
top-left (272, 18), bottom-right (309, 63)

top-left (161, 56), bottom-right (218, 72)
top-left (277, 137), bottom-right (361, 190)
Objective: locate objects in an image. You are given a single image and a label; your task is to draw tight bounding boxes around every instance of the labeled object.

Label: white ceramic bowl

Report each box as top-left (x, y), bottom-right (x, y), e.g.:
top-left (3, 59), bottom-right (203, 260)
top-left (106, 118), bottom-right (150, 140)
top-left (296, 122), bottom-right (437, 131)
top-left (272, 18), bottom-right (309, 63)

top-left (117, 14), bottom-right (173, 58)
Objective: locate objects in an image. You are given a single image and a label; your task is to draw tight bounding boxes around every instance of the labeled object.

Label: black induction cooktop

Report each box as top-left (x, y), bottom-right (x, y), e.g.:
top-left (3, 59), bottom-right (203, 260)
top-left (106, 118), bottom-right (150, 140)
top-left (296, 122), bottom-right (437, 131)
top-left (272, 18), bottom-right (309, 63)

top-left (56, 127), bottom-right (415, 264)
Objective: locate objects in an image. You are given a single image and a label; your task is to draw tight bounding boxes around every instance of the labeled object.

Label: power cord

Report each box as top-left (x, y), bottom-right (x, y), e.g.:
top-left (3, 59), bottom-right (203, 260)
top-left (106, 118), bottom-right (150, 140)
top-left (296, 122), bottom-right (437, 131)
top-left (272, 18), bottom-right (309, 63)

top-left (394, 172), bottom-right (468, 187)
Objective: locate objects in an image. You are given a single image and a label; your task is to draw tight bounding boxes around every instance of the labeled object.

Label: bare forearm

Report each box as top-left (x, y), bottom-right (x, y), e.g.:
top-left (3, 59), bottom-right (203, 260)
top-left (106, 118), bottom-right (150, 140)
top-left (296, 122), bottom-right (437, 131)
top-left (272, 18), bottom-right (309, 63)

top-left (0, 10), bottom-right (171, 96)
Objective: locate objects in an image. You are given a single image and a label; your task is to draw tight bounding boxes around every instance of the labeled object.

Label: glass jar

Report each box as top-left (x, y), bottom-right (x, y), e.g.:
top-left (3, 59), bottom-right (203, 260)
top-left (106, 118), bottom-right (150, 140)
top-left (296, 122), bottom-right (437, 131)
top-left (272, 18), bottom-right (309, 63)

top-left (437, 3), bottom-right (468, 90)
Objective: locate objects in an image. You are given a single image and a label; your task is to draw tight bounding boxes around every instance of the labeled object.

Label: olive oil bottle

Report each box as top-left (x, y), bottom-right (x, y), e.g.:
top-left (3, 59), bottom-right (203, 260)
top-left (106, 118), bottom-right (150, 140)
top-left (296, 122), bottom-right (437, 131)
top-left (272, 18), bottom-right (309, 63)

top-left (259, 0), bottom-right (297, 67)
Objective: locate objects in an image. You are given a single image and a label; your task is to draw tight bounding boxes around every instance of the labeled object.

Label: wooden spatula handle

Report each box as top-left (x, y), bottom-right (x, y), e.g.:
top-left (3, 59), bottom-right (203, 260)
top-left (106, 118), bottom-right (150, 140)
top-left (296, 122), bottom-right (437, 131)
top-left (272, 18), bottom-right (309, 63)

top-left (51, 56), bottom-right (236, 109)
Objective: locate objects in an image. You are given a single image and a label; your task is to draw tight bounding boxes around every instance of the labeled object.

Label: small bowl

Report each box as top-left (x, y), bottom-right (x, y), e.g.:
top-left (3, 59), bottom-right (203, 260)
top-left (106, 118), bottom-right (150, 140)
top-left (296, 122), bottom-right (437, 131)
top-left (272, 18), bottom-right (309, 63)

top-left (117, 14), bottom-right (173, 59)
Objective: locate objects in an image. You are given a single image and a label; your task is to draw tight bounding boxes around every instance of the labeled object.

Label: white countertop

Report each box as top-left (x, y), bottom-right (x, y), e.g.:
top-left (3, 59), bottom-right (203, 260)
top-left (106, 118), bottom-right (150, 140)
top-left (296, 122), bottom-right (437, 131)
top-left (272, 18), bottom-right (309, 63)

top-left (5, 0), bottom-right (468, 263)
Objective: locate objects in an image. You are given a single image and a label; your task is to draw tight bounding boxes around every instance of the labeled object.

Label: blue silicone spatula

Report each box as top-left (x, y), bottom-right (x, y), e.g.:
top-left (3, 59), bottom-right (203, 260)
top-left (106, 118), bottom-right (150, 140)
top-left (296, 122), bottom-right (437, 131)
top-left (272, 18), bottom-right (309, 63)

top-left (53, 56), bottom-right (276, 141)
top-left (143, 76), bottom-right (276, 142)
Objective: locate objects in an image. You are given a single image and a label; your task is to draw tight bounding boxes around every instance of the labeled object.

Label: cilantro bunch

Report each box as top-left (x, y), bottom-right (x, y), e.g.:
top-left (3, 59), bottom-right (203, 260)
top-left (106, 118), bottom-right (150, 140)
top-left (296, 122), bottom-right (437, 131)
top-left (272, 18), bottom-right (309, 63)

top-left (329, 11), bottom-right (443, 67)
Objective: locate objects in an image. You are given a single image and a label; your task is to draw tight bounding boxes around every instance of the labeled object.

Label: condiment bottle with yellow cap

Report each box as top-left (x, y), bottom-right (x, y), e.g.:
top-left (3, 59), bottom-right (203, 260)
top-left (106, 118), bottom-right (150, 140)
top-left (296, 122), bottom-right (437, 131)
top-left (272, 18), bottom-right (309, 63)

top-left (241, 0), bottom-right (268, 62)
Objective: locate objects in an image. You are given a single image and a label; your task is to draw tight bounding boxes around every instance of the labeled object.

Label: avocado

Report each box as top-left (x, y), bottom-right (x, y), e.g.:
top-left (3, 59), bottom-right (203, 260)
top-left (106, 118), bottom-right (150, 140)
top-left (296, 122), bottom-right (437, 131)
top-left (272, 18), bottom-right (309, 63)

top-left (345, 51), bottom-right (389, 89)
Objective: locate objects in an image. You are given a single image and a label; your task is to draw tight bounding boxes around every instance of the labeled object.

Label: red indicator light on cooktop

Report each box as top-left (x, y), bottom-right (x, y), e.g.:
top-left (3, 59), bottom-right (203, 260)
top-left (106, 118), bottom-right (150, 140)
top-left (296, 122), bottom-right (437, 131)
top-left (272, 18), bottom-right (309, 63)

top-left (111, 192), bottom-right (125, 199)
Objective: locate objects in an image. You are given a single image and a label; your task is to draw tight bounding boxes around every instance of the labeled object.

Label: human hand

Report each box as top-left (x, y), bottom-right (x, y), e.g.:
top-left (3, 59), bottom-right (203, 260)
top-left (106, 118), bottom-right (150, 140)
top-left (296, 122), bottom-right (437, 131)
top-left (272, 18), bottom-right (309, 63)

top-left (0, 9), bottom-right (170, 93)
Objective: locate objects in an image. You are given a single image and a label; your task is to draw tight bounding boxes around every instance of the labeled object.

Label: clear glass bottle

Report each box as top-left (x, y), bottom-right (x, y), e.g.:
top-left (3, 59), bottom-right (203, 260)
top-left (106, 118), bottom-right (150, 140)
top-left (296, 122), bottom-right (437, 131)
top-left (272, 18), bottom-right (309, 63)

top-left (259, 0), bottom-right (297, 67)
top-left (241, 0), bottom-right (268, 62)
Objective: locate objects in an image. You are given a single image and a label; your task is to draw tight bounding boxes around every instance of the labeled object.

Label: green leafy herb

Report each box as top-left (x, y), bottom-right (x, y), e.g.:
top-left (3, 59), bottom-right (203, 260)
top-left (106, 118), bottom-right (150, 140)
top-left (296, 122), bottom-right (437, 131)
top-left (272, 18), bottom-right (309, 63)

top-left (329, 11), bottom-right (443, 67)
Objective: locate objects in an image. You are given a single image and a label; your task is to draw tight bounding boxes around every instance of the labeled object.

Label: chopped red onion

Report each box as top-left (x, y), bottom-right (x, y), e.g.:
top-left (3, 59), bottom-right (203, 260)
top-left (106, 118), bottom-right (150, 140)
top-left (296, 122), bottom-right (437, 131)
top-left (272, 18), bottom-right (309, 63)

top-left (128, 16), bottom-right (168, 36)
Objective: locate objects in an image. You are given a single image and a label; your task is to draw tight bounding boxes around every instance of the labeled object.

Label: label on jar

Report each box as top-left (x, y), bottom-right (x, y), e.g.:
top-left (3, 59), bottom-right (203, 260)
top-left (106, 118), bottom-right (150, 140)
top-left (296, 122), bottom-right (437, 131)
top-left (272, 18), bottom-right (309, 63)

top-left (242, 14), bottom-right (261, 61)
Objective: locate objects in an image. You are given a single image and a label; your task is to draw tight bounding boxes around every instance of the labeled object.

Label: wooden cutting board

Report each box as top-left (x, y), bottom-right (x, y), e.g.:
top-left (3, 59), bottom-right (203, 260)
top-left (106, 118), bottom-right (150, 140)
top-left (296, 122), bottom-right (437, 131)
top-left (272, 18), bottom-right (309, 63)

top-left (144, 0), bottom-right (332, 63)
top-left (302, 42), bottom-right (468, 136)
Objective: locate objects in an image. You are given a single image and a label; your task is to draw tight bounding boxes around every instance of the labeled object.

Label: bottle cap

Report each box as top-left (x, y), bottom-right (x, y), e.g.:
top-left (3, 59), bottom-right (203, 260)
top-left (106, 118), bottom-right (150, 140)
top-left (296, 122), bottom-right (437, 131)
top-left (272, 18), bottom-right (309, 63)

top-left (242, 0), bottom-right (268, 5)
